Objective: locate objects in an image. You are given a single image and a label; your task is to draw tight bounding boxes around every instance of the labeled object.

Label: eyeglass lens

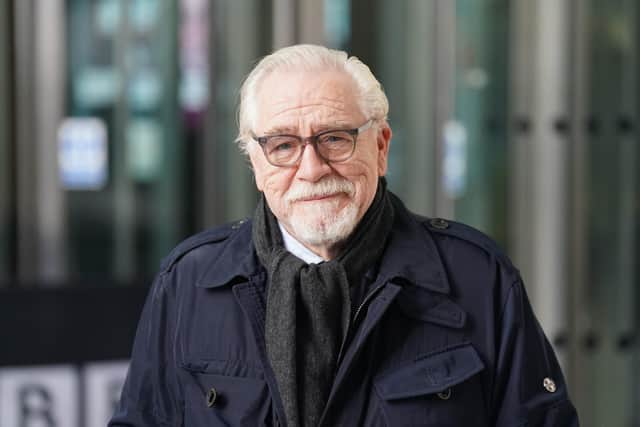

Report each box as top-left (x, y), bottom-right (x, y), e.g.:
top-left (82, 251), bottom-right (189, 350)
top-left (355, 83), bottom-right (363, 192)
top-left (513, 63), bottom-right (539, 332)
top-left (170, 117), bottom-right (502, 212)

top-left (264, 130), bottom-right (355, 166)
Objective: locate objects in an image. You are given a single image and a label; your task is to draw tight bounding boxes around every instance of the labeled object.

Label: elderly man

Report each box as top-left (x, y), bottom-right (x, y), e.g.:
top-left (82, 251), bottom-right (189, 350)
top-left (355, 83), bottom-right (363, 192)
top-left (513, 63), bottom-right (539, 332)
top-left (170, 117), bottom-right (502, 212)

top-left (110, 45), bottom-right (578, 426)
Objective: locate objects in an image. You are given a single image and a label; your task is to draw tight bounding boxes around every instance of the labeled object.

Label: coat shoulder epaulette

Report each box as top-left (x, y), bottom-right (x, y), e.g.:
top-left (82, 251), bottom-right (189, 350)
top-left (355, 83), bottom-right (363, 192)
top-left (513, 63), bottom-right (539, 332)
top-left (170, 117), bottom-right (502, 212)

top-left (159, 218), bottom-right (249, 272)
top-left (419, 215), bottom-right (518, 274)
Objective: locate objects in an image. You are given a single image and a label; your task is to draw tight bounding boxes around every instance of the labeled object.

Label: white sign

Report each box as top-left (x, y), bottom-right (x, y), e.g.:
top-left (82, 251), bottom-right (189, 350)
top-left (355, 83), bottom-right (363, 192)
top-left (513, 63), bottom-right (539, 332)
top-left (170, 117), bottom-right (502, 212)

top-left (58, 118), bottom-right (108, 190)
top-left (442, 120), bottom-right (468, 199)
top-left (83, 361), bottom-right (129, 427)
top-left (0, 361), bottom-right (129, 427)
top-left (0, 365), bottom-right (79, 427)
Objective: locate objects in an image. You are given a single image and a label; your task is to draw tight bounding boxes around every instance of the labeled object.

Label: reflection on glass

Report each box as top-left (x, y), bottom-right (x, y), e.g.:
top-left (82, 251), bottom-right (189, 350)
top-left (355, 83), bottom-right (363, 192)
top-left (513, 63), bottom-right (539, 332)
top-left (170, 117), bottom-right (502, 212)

top-left (66, 0), bottom-right (186, 283)
top-left (361, 0), bottom-right (436, 217)
top-left (324, 0), bottom-right (350, 49)
top-left (58, 118), bottom-right (109, 191)
top-left (579, 2), bottom-right (639, 425)
top-left (453, 0), bottom-right (509, 247)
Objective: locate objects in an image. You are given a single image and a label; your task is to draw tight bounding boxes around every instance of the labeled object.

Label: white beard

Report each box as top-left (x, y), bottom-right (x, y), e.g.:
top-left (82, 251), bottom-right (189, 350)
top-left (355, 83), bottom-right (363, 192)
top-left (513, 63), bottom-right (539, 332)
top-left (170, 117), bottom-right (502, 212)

top-left (288, 198), bottom-right (359, 247)
top-left (284, 176), bottom-right (359, 247)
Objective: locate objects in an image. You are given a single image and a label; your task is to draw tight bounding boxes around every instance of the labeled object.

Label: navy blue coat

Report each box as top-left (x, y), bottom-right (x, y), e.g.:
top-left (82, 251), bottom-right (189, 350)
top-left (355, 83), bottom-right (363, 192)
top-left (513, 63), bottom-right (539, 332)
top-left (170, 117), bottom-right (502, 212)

top-left (110, 195), bottom-right (579, 426)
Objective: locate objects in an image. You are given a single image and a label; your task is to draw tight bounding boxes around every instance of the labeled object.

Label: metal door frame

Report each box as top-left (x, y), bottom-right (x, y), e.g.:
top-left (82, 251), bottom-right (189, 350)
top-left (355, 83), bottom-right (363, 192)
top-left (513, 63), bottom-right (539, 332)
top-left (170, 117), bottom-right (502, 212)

top-left (13, 0), bottom-right (67, 284)
top-left (0, 0), bottom-right (15, 283)
top-left (508, 0), bottom-right (572, 369)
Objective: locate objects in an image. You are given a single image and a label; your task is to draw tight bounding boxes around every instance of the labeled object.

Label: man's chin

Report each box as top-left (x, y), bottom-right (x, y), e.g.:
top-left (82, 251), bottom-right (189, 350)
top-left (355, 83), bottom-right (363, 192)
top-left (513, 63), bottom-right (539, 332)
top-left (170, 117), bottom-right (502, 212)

top-left (291, 197), bottom-right (343, 211)
top-left (289, 213), bottom-right (359, 249)
top-left (290, 205), bottom-right (341, 225)
top-left (295, 228), bottom-right (348, 249)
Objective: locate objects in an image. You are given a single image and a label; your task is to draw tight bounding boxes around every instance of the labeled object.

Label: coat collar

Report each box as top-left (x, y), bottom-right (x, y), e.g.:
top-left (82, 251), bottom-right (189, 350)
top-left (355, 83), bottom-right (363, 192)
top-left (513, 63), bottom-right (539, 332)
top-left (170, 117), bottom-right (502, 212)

top-left (195, 219), bottom-right (261, 288)
top-left (196, 193), bottom-right (450, 295)
top-left (376, 193), bottom-right (450, 294)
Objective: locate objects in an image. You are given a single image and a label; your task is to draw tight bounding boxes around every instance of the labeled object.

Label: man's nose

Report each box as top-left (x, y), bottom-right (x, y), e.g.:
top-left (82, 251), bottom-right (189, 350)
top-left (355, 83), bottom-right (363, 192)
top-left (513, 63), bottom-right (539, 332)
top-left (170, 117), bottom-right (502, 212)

top-left (295, 143), bottom-right (331, 182)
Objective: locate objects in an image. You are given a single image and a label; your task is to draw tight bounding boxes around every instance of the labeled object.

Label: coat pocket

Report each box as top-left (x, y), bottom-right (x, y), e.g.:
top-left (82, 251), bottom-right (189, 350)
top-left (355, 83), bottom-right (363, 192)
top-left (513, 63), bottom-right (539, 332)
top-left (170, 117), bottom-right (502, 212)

top-left (374, 343), bottom-right (487, 427)
top-left (180, 362), bottom-right (273, 427)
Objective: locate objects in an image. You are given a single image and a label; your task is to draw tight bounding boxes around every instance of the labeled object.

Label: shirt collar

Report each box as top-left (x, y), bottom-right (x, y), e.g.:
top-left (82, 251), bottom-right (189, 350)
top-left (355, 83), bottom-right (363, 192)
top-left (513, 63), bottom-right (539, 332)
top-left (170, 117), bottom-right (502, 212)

top-left (278, 222), bottom-right (325, 264)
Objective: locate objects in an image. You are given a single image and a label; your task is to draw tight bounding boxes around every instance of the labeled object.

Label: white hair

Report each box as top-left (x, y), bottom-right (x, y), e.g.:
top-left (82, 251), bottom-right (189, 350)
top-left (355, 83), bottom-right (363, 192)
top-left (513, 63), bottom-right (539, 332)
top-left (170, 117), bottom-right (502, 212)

top-left (235, 44), bottom-right (389, 153)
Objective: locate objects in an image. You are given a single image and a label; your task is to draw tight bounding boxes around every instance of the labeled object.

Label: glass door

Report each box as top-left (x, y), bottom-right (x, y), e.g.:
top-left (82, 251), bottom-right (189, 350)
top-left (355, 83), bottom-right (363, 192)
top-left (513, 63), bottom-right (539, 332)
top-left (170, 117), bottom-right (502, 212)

top-left (352, 0), bottom-right (510, 244)
top-left (65, 0), bottom-right (185, 283)
top-left (571, 1), bottom-right (640, 425)
top-left (452, 0), bottom-right (510, 246)
top-left (352, 0), bottom-right (439, 217)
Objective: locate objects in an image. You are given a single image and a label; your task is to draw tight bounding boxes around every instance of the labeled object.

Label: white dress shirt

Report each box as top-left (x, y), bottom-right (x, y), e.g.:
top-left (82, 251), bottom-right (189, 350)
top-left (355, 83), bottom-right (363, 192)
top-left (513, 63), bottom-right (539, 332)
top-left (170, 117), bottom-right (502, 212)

top-left (278, 222), bottom-right (324, 264)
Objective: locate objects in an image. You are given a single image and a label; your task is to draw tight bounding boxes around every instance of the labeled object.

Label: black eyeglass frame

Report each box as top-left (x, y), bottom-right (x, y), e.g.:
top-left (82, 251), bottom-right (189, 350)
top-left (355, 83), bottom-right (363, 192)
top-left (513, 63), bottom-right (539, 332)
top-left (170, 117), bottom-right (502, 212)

top-left (251, 119), bottom-right (374, 167)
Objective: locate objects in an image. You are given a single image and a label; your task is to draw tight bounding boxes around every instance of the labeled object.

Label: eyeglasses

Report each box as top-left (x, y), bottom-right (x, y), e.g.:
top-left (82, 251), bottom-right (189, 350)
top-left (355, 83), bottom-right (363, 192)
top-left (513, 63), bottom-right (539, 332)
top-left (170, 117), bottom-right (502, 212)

top-left (252, 120), bottom-right (374, 167)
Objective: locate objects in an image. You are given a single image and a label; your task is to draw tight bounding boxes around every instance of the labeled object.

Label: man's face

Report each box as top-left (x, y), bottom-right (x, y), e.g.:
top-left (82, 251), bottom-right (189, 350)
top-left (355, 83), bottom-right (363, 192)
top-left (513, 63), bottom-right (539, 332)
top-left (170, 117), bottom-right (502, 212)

top-left (247, 70), bottom-right (391, 256)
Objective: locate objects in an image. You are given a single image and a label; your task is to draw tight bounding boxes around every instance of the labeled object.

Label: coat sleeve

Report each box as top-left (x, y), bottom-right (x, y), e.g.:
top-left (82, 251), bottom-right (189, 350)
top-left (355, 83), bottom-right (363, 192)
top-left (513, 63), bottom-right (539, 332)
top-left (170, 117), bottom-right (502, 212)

top-left (109, 271), bottom-right (183, 426)
top-left (492, 280), bottom-right (579, 426)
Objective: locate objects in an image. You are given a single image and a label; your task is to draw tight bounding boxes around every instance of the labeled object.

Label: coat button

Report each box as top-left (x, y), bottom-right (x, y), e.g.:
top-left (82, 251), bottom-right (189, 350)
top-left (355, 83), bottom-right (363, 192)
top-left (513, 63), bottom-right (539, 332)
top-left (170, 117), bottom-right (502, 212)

top-left (543, 377), bottom-right (557, 393)
top-left (429, 218), bottom-right (449, 230)
top-left (437, 388), bottom-right (451, 400)
top-left (206, 387), bottom-right (218, 407)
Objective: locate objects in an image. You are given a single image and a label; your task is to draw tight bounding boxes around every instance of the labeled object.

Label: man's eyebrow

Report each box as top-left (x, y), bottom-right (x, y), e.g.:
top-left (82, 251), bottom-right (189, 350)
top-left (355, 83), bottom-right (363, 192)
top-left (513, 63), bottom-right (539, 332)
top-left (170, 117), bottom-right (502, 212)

top-left (313, 121), bottom-right (351, 132)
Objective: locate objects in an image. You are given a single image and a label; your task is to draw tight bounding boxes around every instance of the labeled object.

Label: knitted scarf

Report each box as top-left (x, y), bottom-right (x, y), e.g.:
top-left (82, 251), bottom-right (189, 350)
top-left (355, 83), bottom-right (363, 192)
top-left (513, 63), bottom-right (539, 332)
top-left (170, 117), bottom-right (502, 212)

top-left (252, 178), bottom-right (394, 427)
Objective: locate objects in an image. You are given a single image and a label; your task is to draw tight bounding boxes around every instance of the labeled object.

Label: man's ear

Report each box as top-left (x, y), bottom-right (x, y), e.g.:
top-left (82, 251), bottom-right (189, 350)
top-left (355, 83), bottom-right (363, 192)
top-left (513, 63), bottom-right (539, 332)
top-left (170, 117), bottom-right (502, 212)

top-left (247, 144), bottom-right (265, 191)
top-left (377, 123), bottom-right (392, 176)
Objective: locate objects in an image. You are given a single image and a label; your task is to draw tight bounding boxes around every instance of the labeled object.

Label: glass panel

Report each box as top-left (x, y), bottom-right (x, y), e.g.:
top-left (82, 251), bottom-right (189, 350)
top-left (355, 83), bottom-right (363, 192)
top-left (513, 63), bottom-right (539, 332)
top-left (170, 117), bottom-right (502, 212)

top-left (452, 0), bottom-right (509, 246)
top-left (206, 0), bottom-right (271, 224)
top-left (59, 0), bottom-right (272, 285)
top-left (355, 0), bottom-right (437, 216)
top-left (324, 0), bottom-right (350, 49)
top-left (577, 1), bottom-right (639, 425)
top-left (355, 0), bottom-right (509, 243)
top-left (65, 0), bottom-right (186, 283)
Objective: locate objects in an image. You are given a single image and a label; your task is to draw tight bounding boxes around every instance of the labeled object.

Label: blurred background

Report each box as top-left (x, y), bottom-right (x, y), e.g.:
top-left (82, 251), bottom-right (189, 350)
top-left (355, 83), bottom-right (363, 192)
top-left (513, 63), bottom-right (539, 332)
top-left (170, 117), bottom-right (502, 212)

top-left (0, 0), bottom-right (638, 425)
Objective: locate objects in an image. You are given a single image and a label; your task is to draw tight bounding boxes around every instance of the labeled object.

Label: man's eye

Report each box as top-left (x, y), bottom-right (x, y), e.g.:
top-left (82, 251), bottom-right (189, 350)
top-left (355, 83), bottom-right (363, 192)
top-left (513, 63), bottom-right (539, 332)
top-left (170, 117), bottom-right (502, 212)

top-left (320, 133), bottom-right (350, 144)
top-left (269, 140), bottom-right (296, 153)
top-left (276, 142), bottom-right (293, 151)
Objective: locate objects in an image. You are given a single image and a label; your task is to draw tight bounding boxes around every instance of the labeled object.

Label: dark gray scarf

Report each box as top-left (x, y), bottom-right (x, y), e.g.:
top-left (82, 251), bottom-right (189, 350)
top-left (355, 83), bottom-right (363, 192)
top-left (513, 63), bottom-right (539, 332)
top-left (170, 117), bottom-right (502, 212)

top-left (253, 178), bottom-right (394, 427)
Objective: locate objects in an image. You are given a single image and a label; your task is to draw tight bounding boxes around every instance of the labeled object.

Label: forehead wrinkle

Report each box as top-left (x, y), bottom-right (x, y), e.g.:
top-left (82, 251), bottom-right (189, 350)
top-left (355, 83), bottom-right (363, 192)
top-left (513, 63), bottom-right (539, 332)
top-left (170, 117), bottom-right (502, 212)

top-left (266, 107), bottom-right (354, 135)
top-left (268, 82), bottom-right (352, 114)
top-left (269, 97), bottom-right (349, 117)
